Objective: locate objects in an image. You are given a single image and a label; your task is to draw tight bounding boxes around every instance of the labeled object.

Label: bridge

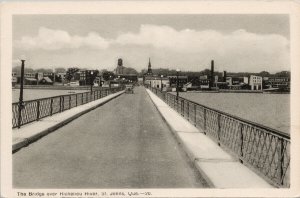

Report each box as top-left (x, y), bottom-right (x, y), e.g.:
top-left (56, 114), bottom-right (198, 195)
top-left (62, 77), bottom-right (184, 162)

top-left (12, 86), bottom-right (290, 188)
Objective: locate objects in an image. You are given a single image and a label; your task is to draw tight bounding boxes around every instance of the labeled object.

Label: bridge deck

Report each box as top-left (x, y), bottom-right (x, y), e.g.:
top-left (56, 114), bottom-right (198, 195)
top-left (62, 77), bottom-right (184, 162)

top-left (13, 87), bottom-right (208, 188)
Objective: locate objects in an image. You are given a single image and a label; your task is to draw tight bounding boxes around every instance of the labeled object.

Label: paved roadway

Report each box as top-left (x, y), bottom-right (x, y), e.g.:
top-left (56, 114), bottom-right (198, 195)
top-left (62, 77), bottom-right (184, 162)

top-left (13, 87), bottom-right (207, 188)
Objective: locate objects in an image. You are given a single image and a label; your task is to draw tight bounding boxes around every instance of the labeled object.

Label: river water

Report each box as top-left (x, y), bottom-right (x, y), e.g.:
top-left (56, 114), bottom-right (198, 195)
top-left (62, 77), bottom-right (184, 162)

top-left (12, 89), bottom-right (88, 103)
top-left (177, 92), bottom-right (290, 134)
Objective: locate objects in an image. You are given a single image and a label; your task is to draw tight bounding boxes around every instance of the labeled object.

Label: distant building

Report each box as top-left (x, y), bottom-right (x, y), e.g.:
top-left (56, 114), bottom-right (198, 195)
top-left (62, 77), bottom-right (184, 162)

top-left (267, 76), bottom-right (290, 89)
top-left (12, 72), bottom-right (17, 87)
top-left (249, 75), bottom-right (262, 90)
top-left (199, 75), bottom-right (210, 89)
top-left (144, 76), bottom-right (169, 89)
top-left (78, 70), bottom-right (99, 86)
top-left (144, 58), bottom-right (153, 77)
top-left (115, 58), bottom-right (126, 75)
top-left (168, 76), bottom-right (188, 88)
top-left (116, 74), bottom-right (138, 83)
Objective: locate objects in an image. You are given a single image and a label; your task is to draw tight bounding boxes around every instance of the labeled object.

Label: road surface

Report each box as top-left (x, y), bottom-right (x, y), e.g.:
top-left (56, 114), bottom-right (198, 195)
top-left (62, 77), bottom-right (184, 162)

top-left (13, 87), bottom-right (208, 188)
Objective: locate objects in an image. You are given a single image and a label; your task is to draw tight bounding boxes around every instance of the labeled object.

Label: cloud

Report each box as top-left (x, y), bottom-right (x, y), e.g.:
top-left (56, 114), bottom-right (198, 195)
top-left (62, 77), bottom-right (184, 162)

top-left (14, 25), bottom-right (290, 72)
top-left (15, 27), bottom-right (109, 50)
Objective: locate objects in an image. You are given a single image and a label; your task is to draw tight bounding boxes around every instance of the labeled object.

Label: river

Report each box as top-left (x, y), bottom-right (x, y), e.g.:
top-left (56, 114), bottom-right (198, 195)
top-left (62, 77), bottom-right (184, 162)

top-left (12, 89), bottom-right (89, 103)
top-left (176, 92), bottom-right (290, 134)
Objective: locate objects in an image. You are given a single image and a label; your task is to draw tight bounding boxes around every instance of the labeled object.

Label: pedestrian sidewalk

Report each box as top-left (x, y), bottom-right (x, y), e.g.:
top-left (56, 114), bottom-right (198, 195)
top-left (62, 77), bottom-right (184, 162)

top-left (13, 90), bottom-right (124, 153)
top-left (146, 89), bottom-right (273, 188)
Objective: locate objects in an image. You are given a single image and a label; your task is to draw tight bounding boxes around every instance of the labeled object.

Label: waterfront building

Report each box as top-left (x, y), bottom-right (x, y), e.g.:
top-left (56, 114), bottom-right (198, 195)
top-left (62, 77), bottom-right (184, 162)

top-left (226, 76), bottom-right (249, 90)
top-left (24, 73), bottom-right (36, 78)
top-left (249, 75), bottom-right (263, 90)
top-left (38, 76), bottom-right (53, 85)
top-left (57, 72), bottom-right (66, 83)
top-left (199, 75), bottom-right (210, 89)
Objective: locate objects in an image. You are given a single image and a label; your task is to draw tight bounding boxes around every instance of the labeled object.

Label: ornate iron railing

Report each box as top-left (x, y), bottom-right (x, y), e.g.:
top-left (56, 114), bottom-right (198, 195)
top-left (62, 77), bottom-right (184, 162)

top-left (12, 87), bottom-right (124, 129)
top-left (149, 87), bottom-right (290, 188)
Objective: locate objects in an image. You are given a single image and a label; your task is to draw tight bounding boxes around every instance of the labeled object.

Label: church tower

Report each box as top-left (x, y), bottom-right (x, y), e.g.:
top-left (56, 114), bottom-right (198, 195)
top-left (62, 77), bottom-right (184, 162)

top-left (147, 58), bottom-right (153, 75)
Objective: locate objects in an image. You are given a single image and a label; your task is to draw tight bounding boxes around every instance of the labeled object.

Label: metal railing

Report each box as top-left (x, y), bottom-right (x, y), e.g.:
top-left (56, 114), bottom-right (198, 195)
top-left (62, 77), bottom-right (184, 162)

top-left (149, 86), bottom-right (290, 188)
top-left (12, 87), bottom-right (124, 129)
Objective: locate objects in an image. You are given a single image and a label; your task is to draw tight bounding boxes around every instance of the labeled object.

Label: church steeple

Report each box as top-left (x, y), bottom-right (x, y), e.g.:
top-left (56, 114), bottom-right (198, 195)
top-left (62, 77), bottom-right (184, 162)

top-left (147, 58), bottom-right (152, 75)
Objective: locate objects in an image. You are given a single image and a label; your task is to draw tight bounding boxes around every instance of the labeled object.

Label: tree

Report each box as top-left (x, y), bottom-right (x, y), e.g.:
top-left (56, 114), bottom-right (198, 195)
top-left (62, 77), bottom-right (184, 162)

top-left (258, 71), bottom-right (271, 77)
top-left (123, 67), bottom-right (138, 75)
top-left (35, 68), bottom-right (52, 73)
top-left (12, 66), bottom-right (34, 75)
top-left (102, 71), bottom-right (115, 81)
top-left (274, 71), bottom-right (290, 77)
top-left (55, 67), bottom-right (66, 73)
top-left (65, 67), bottom-right (79, 82)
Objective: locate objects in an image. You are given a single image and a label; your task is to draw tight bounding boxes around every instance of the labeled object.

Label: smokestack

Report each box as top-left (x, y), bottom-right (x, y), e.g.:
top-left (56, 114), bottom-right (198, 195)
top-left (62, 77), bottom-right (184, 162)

top-left (223, 71), bottom-right (227, 82)
top-left (210, 60), bottom-right (214, 88)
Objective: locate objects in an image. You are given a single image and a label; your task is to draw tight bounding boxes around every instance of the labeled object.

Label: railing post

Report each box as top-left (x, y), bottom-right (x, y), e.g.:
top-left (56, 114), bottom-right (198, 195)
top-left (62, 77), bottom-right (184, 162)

top-left (174, 96), bottom-right (176, 108)
top-left (50, 98), bottom-right (53, 116)
top-left (217, 113), bottom-right (221, 146)
top-left (82, 93), bottom-right (84, 104)
top-left (187, 102), bottom-right (189, 120)
top-left (182, 100), bottom-right (184, 116)
top-left (278, 137), bottom-right (284, 185)
top-left (69, 95), bottom-right (71, 109)
top-left (203, 108), bottom-right (206, 134)
top-left (239, 123), bottom-right (244, 163)
top-left (36, 100), bottom-right (40, 121)
top-left (194, 104), bottom-right (197, 126)
top-left (61, 96), bottom-right (65, 111)
top-left (76, 94), bottom-right (78, 107)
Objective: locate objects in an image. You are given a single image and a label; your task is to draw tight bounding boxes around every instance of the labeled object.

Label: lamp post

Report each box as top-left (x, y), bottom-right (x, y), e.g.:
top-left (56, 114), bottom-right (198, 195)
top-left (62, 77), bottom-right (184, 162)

top-left (90, 71), bottom-right (94, 94)
top-left (160, 75), bottom-right (163, 91)
top-left (18, 58), bottom-right (26, 128)
top-left (176, 69), bottom-right (180, 100)
top-left (109, 75), bottom-right (112, 88)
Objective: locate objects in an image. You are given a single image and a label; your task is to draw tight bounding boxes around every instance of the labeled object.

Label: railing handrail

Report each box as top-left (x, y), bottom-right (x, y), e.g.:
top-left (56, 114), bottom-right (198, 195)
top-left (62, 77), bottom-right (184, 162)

top-left (12, 86), bottom-right (124, 128)
top-left (167, 92), bottom-right (290, 140)
top-left (12, 87), bottom-right (120, 105)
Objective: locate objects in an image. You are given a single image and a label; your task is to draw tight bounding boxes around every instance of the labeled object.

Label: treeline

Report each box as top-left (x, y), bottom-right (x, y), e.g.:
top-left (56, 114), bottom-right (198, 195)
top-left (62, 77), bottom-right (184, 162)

top-left (139, 68), bottom-right (291, 78)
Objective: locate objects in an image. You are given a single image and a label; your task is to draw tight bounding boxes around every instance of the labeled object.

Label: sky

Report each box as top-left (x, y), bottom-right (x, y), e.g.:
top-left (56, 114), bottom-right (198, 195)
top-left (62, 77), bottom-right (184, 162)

top-left (13, 14), bottom-right (290, 73)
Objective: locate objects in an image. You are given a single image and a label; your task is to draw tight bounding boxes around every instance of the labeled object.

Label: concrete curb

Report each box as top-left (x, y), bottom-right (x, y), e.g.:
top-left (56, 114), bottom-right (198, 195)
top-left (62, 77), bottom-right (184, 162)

top-left (145, 89), bottom-right (214, 188)
top-left (12, 91), bottom-right (124, 153)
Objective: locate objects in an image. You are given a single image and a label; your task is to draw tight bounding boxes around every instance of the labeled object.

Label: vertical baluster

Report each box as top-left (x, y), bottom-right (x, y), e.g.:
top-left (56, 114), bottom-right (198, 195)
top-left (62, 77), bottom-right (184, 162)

top-left (69, 95), bottom-right (71, 109)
